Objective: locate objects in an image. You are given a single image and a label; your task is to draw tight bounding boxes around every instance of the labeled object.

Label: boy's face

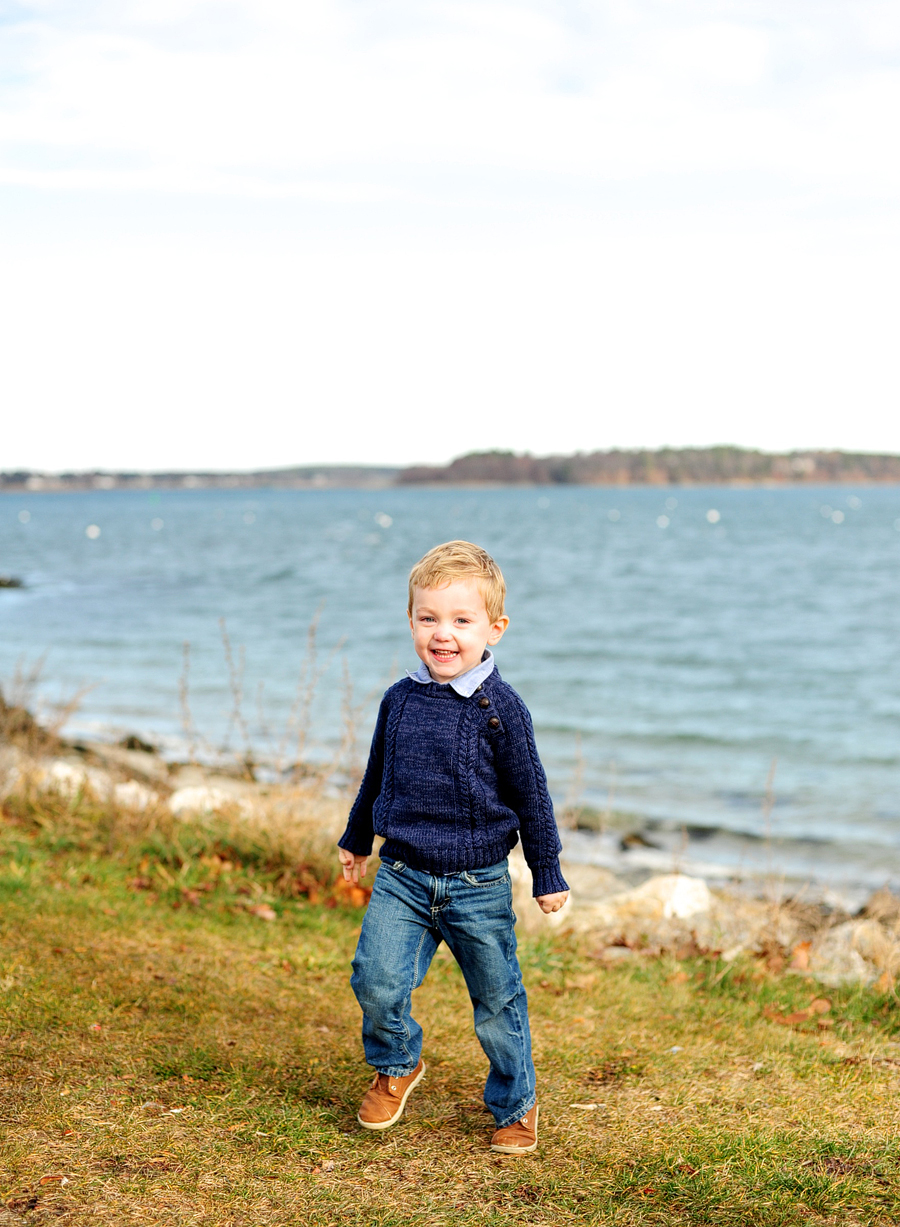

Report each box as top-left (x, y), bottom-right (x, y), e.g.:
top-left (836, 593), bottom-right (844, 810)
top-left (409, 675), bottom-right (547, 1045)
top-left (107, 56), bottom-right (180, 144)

top-left (409, 579), bottom-right (509, 683)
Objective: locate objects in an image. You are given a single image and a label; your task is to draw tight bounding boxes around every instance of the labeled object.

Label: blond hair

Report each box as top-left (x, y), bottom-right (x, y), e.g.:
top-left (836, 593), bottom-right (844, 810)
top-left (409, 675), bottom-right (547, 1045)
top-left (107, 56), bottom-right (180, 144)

top-left (407, 540), bottom-right (507, 622)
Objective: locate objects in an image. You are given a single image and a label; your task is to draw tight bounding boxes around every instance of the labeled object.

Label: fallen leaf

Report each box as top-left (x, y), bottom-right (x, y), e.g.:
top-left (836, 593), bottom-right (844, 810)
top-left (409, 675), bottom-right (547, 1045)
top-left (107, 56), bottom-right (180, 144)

top-left (790, 941), bottom-right (812, 970)
top-left (777, 1010), bottom-right (816, 1026)
top-left (38, 1175), bottom-right (69, 1186)
top-left (89, 1023), bottom-right (102, 1032)
top-left (248, 904), bottom-right (277, 921)
top-left (765, 997), bottom-right (831, 1027)
top-left (331, 877), bottom-right (372, 907)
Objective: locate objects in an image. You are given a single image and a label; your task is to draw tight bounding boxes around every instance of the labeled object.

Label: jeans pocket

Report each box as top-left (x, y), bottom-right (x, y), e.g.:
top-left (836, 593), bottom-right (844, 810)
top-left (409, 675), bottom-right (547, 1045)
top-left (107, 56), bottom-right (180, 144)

top-left (461, 864), bottom-right (509, 888)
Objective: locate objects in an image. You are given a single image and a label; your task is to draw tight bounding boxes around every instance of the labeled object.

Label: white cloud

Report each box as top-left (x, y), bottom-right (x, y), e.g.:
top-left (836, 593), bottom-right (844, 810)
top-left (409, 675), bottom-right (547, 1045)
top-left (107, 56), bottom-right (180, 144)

top-left (1, 1), bottom-right (899, 466)
top-left (1, 1), bottom-right (898, 200)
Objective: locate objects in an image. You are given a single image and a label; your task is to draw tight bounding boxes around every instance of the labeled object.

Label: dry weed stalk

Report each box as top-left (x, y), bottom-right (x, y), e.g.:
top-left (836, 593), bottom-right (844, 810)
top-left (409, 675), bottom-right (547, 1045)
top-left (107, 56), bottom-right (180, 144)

top-left (0, 657), bottom-right (93, 756)
top-left (255, 680), bottom-right (271, 749)
top-left (175, 612), bottom-right (363, 788)
top-left (178, 640), bottom-right (200, 764)
top-left (560, 731), bottom-right (585, 830)
top-left (277, 607), bottom-right (346, 778)
top-left (335, 657), bottom-right (365, 788)
top-left (602, 757), bottom-right (617, 837)
top-left (758, 755), bottom-right (795, 957)
top-left (219, 618), bottom-right (252, 768)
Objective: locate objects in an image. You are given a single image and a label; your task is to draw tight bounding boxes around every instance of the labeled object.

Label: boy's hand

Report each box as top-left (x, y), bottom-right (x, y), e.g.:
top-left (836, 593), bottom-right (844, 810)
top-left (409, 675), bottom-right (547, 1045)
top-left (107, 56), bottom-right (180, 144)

top-left (338, 847), bottom-right (369, 885)
top-left (536, 890), bottom-right (569, 914)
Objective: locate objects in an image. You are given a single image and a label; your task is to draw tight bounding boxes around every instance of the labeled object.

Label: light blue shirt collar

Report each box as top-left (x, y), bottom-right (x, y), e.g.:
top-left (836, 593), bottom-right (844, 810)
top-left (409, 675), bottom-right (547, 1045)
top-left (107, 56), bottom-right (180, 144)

top-left (406, 648), bottom-right (496, 697)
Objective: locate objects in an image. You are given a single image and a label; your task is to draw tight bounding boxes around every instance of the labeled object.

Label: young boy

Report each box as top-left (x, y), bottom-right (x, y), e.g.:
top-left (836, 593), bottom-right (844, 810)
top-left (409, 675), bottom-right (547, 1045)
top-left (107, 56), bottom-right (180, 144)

top-left (337, 540), bottom-right (569, 1154)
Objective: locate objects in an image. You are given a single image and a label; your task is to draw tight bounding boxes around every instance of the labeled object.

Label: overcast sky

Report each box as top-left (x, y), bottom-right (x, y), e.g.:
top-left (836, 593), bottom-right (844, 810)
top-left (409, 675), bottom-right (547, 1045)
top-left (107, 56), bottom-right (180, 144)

top-left (2, 0), bottom-right (898, 471)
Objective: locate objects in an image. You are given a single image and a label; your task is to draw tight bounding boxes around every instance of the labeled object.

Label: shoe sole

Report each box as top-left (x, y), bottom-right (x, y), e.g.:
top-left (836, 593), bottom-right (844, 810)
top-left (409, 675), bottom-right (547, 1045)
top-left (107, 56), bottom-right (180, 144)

top-left (357, 1062), bottom-right (426, 1131)
top-left (490, 1104), bottom-right (539, 1153)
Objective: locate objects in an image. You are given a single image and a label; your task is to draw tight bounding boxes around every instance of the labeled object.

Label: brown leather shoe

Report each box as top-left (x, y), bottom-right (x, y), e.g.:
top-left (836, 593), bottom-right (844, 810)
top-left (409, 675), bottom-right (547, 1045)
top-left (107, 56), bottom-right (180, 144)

top-left (357, 1059), bottom-right (426, 1130)
top-left (490, 1103), bottom-right (539, 1153)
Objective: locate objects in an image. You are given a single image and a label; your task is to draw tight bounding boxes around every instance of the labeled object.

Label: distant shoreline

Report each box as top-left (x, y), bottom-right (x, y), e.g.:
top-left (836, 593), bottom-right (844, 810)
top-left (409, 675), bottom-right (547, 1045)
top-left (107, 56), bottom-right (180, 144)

top-left (4, 445), bottom-right (900, 492)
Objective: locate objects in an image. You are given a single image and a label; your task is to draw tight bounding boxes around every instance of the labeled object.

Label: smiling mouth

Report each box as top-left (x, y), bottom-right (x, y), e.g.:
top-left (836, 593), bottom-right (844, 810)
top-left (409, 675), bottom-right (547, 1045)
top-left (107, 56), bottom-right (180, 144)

top-left (430, 648), bottom-right (458, 662)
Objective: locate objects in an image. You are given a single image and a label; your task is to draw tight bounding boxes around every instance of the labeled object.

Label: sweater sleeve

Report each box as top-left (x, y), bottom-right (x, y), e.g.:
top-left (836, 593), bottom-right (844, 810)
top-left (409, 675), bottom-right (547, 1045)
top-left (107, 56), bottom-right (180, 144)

top-left (493, 690), bottom-right (569, 898)
top-left (337, 693), bottom-right (389, 856)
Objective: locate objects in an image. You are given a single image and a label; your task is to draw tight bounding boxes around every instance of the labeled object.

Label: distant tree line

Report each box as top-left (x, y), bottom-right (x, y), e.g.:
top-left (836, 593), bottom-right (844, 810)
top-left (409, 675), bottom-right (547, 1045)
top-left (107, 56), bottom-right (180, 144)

top-left (0, 466), bottom-right (398, 492)
top-left (397, 447), bottom-right (900, 485)
top-left (4, 448), bottom-right (900, 492)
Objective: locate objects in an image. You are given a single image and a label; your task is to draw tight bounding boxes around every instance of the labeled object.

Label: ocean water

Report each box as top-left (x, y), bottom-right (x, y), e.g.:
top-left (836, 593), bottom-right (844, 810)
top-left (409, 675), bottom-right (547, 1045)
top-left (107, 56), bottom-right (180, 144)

top-left (2, 484), bottom-right (899, 900)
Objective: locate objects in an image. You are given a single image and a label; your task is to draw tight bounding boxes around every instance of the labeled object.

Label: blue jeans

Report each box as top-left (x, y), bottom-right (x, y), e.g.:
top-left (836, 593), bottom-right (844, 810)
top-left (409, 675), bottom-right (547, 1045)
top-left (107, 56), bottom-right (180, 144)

top-left (350, 859), bottom-right (536, 1129)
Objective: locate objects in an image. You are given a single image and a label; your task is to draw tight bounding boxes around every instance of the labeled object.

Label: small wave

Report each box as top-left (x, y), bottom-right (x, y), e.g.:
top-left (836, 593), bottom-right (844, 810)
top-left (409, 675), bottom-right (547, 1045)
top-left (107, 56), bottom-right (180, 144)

top-left (717, 788), bottom-right (795, 812)
top-left (260, 567), bottom-right (295, 584)
top-left (647, 818), bottom-right (767, 843)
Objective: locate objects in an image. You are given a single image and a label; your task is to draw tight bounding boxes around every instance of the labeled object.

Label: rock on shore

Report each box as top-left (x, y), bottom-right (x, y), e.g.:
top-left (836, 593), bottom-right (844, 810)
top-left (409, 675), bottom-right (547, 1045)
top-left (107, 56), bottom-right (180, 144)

top-left (509, 846), bottom-right (900, 986)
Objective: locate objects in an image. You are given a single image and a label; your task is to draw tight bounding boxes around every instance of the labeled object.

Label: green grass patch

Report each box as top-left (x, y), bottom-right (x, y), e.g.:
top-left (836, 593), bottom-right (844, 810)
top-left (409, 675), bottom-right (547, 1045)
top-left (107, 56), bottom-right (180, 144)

top-left (1, 790), bottom-right (899, 1225)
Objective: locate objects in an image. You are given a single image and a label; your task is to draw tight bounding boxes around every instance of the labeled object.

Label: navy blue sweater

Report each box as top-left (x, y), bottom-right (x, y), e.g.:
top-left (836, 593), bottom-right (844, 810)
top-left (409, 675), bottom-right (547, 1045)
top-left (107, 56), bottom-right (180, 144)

top-left (338, 668), bottom-right (569, 897)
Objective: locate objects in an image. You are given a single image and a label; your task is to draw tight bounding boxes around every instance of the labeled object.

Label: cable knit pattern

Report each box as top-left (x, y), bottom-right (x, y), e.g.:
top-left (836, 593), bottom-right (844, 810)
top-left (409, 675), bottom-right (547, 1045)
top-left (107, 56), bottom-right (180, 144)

top-left (338, 669), bottom-right (568, 898)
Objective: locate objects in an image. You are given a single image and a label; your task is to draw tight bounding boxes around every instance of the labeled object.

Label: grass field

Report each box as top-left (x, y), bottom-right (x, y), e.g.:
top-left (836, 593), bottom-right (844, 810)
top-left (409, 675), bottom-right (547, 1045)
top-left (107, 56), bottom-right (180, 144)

top-left (2, 786), bottom-right (899, 1226)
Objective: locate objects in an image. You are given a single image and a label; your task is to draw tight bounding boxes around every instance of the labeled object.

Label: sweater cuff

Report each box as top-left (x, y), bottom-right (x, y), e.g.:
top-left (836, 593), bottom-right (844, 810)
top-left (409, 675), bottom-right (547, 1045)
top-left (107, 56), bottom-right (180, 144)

top-left (531, 862), bottom-right (569, 898)
top-left (338, 830), bottom-right (374, 857)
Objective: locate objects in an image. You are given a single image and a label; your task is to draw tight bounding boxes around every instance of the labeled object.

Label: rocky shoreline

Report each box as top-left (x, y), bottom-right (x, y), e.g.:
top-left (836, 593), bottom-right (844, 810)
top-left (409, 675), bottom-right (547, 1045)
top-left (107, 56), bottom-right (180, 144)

top-left (1, 728), bottom-right (898, 991)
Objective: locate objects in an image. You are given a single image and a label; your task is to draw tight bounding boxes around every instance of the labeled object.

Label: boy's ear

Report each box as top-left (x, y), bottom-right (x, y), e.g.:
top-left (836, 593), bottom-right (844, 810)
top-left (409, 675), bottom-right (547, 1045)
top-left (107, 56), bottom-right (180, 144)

top-left (487, 615), bottom-right (509, 645)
